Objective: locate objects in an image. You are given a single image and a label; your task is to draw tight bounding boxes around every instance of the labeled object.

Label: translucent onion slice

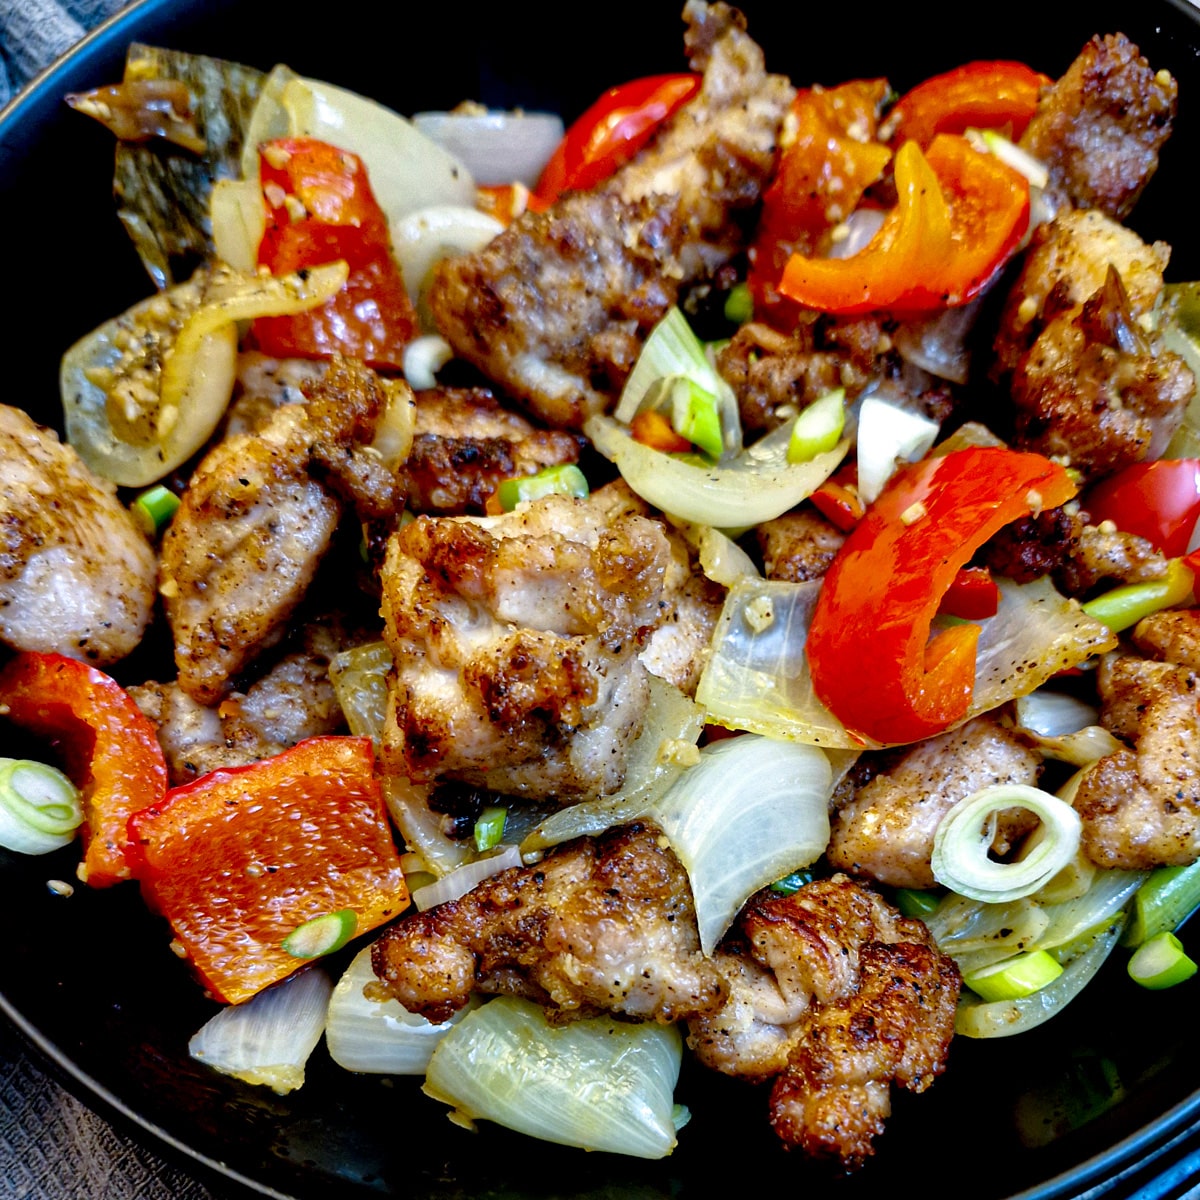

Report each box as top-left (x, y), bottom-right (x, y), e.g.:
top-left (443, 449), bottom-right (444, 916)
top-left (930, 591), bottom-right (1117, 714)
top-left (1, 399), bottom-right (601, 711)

top-left (1012, 690), bottom-right (1122, 767)
top-left (586, 414), bottom-right (848, 529)
top-left (697, 575), bottom-right (1117, 749)
top-left (854, 395), bottom-right (940, 505)
top-left (188, 967), bottom-right (332, 1094)
top-left (325, 947), bottom-right (475, 1074)
top-left (382, 772), bottom-right (472, 878)
top-left (647, 734), bottom-right (831, 955)
top-left (931, 784), bottom-right (1082, 904)
top-left (892, 297), bottom-right (983, 385)
top-left (411, 845), bottom-right (524, 911)
top-left (411, 110), bottom-right (565, 187)
top-left (209, 178), bottom-right (265, 272)
top-left (328, 641), bottom-right (392, 743)
top-left (423, 996), bottom-right (687, 1158)
top-left (0, 759), bottom-right (83, 855)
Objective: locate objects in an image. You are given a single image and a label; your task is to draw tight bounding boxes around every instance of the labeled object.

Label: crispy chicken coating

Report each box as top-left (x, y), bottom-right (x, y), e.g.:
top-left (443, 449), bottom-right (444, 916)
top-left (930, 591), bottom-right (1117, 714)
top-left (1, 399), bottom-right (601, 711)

top-left (427, 1), bottom-right (793, 430)
top-left (756, 507), bottom-right (847, 583)
top-left (370, 822), bottom-right (727, 1025)
top-left (826, 716), bottom-right (1042, 889)
top-left (0, 404), bottom-right (156, 666)
top-left (686, 875), bottom-right (960, 1167)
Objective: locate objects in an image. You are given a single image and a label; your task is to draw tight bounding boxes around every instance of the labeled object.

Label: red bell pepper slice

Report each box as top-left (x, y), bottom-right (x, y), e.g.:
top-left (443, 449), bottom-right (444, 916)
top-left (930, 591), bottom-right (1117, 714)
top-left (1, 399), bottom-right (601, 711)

top-left (778, 134), bottom-right (1029, 318)
top-left (0, 652), bottom-right (167, 887)
top-left (810, 465), bottom-right (867, 532)
top-left (747, 79), bottom-right (892, 328)
top-left (806, 447), bottom-right (1077, 745)
top-left (1082, 459), bottom-right (1200, 559)
top-left (533, 73), bottom-right (700, 206)
top-left (886, 60), bottom-right (1052, 147)
top-left (252, 137), bottom-right (417, 370)
top-left (937, 566), bottom-right (1001, 620)
top-left (126, 736), bottom-right (407, 1004)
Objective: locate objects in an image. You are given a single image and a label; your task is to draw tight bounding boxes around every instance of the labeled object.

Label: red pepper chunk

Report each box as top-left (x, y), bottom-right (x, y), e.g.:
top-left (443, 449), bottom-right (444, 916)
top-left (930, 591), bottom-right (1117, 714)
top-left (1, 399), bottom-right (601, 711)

top-left (779, 134), bottom-right (1029, 318)
top-left (807, 447), bottom-right (1076, 745)
top-left (0, 652), bottom-right (167, 887)
top-left (1083, 459), bottom-right (1200, 559)
top-left (127, 736), bottom-right (407, 1004)
top-left (252, 137), bottom-right (416, 370)
top-left (938, 566), bottom-right (1000, 620)
top-left (886, 60), bottom-right (1052, 148)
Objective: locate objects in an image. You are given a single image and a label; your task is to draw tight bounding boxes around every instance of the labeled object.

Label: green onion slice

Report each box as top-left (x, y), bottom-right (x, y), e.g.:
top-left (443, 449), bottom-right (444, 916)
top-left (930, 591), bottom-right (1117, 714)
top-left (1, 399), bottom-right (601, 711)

top-left (670, 378), bottom-right (724, 459)
top-left (964, 949), bottom-right (1064, 1002)
top-left (131, 484), bottom-right (181, 536)
top-left (931, 783), bottom-right (1082, 904)
top-left (496, 463), bottom-right (589, 511)
top-left (1080, 558), bottom-right (1195, 632)
top-left (473, 806), bottom-right (507, 853)
top-left (788, 388), bottom-right (846, 463)
top-left (1122, 859), bottom-right (1200, 947)
top-left (1127, 930), bottom-right (1198, 990)
top-left (281, 909), bottom-right (358, 959)
top-left (723, 282), bottom-right (753, 326)
top-left (0, 758), bottom-right (83, 855)
top-left (894, 887), bottom-right (944, 919)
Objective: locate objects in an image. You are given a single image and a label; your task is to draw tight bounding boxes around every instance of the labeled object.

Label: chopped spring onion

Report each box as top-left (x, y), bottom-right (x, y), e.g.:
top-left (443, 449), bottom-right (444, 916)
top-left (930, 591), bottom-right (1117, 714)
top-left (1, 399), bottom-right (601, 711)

top-left (972, 129), bottom-right (1050, 190)
top-left (788, 388), bottom-right (846, 463)
top-left (615, 306), bottom-right (742, 460)
top-left (325, 946), bottom-right (475, 1074)
top-left (1080, 558), bottom-right (1195, 632)
top-left (423, 995), bottom-right (687, 1158)
top-left (770, 868), bottom-right (816, 896)
top-left (931, 783), bottom-right (1082, 904)
top-left (854, 394), bottom-right (940, 505)
top-left (670, 378), bottom-right (724, 459)
top-left (1127, 930), bottom-right (1198, 990)
top-left (964, 948), bottom-right (1064, 1002)
top-left (1121, 859), bottom-right (1200, 947)
top-left (473, 806), bottom-right (507, 853)
top-left (188, 967), bottom-right (332, 1094)
top-left (894, 887), bottom-right (944, 919)
top-left (496, 463), bottom-right (589, 511)
top-left (723, 282), bottom-right (753, 325)
top-left (281, 909), bottom-right (358, 959)
top-left (131, 485), bottom-right (181, 537)
top-left (0, 759), bottom-right (83, 855)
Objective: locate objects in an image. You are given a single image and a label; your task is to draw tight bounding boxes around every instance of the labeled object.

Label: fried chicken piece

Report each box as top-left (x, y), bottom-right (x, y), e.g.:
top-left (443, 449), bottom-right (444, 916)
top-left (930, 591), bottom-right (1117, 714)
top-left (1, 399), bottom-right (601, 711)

top-left (400, 386), bottom-right (581, 515)
top-left (1130, 607), bottom-right (1200, 671)
top-left (161, 357), bottom-right (402, 703)
top-left (379, 485), bottom-right (674, 801)
top-left (1019, 32), bottom-right (1176, 221)
top-left (370, 822), bottom-right (727, 1025)
top-left (427, 2), bottom-right (793, 430)
top-left (1076, 629), bottom-right (1200, 868)
top-left (990, 209), bottom-right (1192, 481)
top-left (0, 404), bottom-right (156, 666)
top-left (686, 876), bottom-right (960, 1167)
top-left (756, 507), bottom-right (847, 583)
top-left (826, 716), bottom-right (1042, 889)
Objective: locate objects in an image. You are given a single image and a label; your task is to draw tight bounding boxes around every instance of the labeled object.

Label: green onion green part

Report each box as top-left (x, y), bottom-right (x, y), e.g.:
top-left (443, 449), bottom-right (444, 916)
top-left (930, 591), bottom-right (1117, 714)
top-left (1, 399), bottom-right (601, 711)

top-left (1080, 558), bottom-right (1194, 632)
top-left (964, 949), bottom-right (1064, 1002)
top-left (770, 868), bottom-right (815, 896)
top-left (0, 758), bottom-right (83, 855)
top-left (670, 377), bottom-right (724, 459)
top-left (1122, 860), bottom-right (1200, 947)
top-left (894, 887), bottom-right (944, 919)
top-left (281, 909), bottom-right (358, 959)
top-left (132, 484), bottom-right (181, 537)
top-left (1127, 930), bottom-right (1198, 990)
top-left (473, 806), bottom-right (508, 853)
top-left (723, 282), bottom-right (753, 325)
top-left (787, 388), bottom-right (846, 464)
top-left (497, 464), bottom-right (589, 511)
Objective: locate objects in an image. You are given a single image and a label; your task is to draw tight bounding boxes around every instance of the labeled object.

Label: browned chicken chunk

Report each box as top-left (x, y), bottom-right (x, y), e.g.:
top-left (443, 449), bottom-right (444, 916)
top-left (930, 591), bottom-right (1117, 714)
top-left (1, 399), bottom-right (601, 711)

top-left (687, 875), bottom-right (960, 1167)
top-left (370, 821), bottom-right (727, 1025)
top-left (427, 1), bottom-right (793, 430)
top-left (756, 507), bottom-right (847, 583)
top-left (0, 404), bottom-right (156, 666)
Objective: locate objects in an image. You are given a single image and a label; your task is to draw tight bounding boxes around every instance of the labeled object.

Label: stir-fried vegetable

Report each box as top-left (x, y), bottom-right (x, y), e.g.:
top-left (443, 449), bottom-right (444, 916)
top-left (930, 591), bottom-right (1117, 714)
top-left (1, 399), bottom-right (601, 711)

top-left (0, 758), bottom-right (83, 856)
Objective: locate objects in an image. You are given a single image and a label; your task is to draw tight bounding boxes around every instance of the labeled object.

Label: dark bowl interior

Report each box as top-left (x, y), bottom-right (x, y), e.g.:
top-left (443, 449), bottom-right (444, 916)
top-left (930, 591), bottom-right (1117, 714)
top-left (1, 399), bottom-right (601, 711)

top-left (4, 1), bottom-right (1200, 1197)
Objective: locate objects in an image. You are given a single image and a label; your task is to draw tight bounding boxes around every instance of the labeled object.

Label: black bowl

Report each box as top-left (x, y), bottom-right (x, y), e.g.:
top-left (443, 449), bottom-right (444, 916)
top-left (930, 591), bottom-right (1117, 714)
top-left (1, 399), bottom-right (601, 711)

top-left (4, 1), bottom-right (1200, 1197)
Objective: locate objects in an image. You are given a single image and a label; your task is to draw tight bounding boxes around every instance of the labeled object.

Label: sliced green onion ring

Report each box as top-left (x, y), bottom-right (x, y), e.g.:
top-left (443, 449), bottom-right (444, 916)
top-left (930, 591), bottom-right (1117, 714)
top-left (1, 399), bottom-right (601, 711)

top-left (1122, 859), bottom-right (1200, 948)
top-left (281, 909), bottom-right (358, 959)
top-left (473, 806), bottom-right (507, 853)
top-left (1127, 930), bottom-right (1198, 990)
top-left (788, 388), bottom-right (846, 463)
top-left (931, 783), bottom-right (1082, 904)
top-left (964, 948), bottom-right (1064, 1002)
top-left (496, 463), bottom-right (589, 511)
top-left (1080, 558), bottom-right (1195, 632)
top-left (0, 758), bottom-right (83, 855)
top-left (131, 484), bottom-right (181, 537)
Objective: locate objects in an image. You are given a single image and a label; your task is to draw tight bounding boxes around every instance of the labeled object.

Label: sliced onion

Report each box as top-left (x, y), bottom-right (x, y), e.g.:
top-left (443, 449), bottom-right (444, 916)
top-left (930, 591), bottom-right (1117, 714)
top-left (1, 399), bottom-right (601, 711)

top-left (828, 207), bottom-right (886, 259)
top-left (670, 521), bottom-right (760, 586)
top-left (188, 967), bottom-right (332, 1094)
top-left (854, 395), bottom-right (940, 505)
top-left (586, 414), bottom-right (848, 529)
top-left (892, 296), bottom-right (983, 385)
top-left (1012, 690), bottom-right (1123, 767)
top-left (424, 996), bottom-right (687, 1158)
top-left (924, 893), bottom-right (1052, 973)
top-left (411, 844), bottom-right (524, 911)
top-left (412, 110), bottom-right (565, 187)
top-left (382, 772), bottom-right (472, 878)
top-left (209, 178), bottom-right (265, 273)
top-left (325, 946), bottom-right (475, 1074)
top-left (931, 784), bottom-right (1082, 904)
top-left (648, 734), bottom-right (831, 954)
top-left (329, 640), bottom-right (392, 743)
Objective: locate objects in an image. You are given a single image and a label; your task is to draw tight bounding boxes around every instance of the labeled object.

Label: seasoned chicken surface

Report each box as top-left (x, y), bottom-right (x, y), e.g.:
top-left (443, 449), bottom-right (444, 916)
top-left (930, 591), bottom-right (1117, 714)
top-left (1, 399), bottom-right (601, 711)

top-left (427, 1), bottom-right (793, 430)
top-left (757, 507), bottom-right (846, 583)
top-left (1020, 32), bottom-right (1176, 220)
top-left (990, 209), bottom-right (1192, 480)
top-left (379, 485), bottom-right (674, 801)
top-left (370, 821), bottom-right (727, 1025)
top-left (1076, 619), bottom-right (1200, 868)
top-left (400, 386), bottom-right (581, 515)
top-left (0, 404), bottom-right (156, 666)
top-left (687, 875), bottom-right (960, 1167)
top-left (827, 716), bottom-right (1042, 888)
top-left (161, 357), bottom-right (402, 703)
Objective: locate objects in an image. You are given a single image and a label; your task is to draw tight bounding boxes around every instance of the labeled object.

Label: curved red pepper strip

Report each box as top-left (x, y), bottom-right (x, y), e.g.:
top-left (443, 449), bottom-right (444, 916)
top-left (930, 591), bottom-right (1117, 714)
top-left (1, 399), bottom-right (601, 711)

top-left (0, 652), bottom-right (167, 887)
top-left (778, 134), bottom-right (1029, 317)
top-left (1083, 458), bottom-right (1200, 559)
top-left (127, 736), bottom-right (407, 1004)
top-left (806, 447), bottom-right (1077, 745)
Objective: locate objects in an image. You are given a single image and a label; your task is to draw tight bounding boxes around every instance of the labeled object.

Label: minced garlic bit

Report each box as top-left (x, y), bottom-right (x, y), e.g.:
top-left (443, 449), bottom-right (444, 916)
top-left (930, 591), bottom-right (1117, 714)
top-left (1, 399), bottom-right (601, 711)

top-left (75, 861), bottom-right (89, 884)
top-left (46, 879), bottom-right (74, 897)
top-left (159, 577), bottom-right (180, 599)
top-left (743, 594), bottom-right (775, 633)
top-left (658, 738), bottom-right (702, 768)
top-left (1015, 295), bottom-right (1038, 328)
top-left (1097, 518), bottom-right (1119, 535)
top-left (900, 500), bottom-right (927, 526)
top-left (260, 143), bottom-right (292, 169)
top-left (169, 939), bottom-right (189, 959)
top-left (1026, 489), bottom-right (1044, 516)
